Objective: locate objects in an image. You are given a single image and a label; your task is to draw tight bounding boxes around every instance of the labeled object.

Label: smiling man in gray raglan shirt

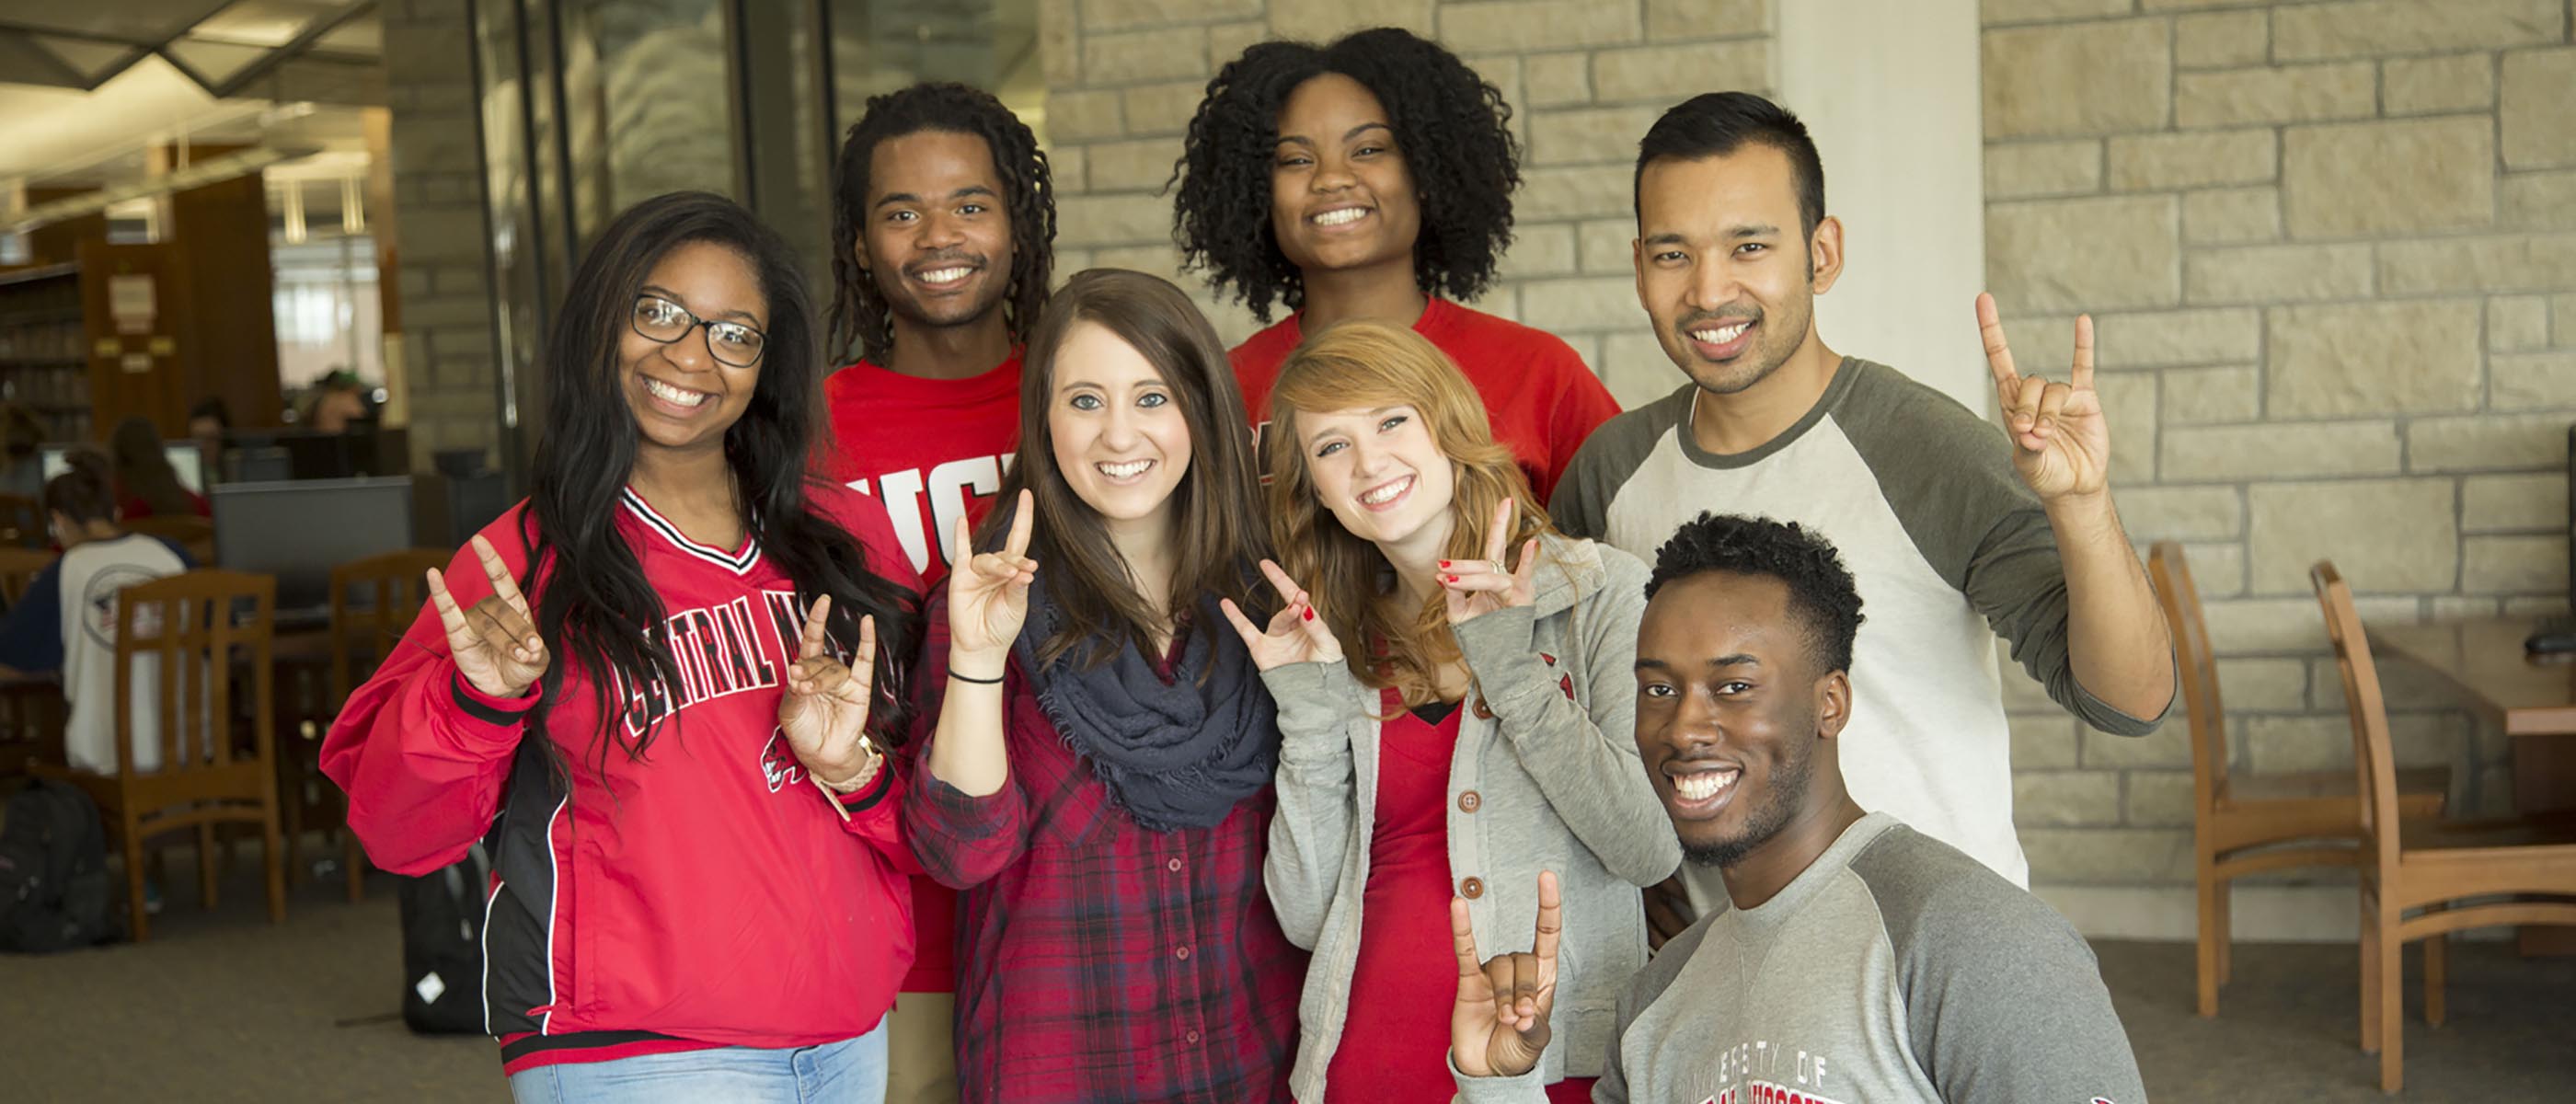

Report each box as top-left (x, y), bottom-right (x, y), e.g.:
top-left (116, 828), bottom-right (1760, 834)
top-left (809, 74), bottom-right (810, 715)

top-left (1555, 93), bottom-right (2173, 910)
top-left (1446, 514), bottom-right (2148, 1104)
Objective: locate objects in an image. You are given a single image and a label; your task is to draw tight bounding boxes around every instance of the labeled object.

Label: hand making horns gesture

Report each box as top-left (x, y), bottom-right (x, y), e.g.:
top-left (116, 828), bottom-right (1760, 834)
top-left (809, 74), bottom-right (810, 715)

top-left (947, 488), bottom-right (1039, 674)
top-left (426, 534), bottom-right (548, 699)
top-left (779, 595), bottom-right (882, 790)
top-left (1438, 495), bottom-right (1541, 626)
top-left (1450, 870), bottom-right (1562, 1080)
top-left (1219, 558), bottom-right (1344, 672)
top-left (1978, 292), bottom-right (2110, 502)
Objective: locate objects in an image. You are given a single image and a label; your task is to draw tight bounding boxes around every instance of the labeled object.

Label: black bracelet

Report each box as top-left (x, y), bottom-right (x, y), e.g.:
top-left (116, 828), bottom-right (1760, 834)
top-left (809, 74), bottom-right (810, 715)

top-left (949, 670), bottom-right (1005, 684)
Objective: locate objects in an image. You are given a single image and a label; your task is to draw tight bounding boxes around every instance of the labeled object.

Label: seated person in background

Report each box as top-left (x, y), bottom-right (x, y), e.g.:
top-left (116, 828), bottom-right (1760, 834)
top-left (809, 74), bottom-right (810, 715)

top-left (305, 369), bottom-right (368, 434)
top-left (110, 416), bottom-right (207, 519)
top-left (0, 403), bottom-right (46, 500)
top-left (1447, 512), bottom-right (2146, 1104)
top-left (186, 397), bottom-right (231, 483)
top-left (0, 450), bottom-right (194, 774)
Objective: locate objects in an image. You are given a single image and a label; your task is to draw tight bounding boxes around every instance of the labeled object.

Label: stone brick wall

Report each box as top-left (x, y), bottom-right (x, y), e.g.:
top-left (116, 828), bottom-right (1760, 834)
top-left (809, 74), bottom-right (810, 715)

top-left (382, 0), bottom-right (504, 469)
top-left (1041, 0), bottom-right (1772, 408)
top-left (1982, 0), bottom-right (2576, 903)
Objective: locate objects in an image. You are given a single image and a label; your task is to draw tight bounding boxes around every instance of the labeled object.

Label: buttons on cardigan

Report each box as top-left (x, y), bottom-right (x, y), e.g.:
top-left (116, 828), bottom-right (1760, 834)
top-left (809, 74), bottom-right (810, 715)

top-left (1174, 945), bottom-right (1191, 960)
top-left (1457, 790), bottom-right (1481, 813)
top-left (1472, 697), bottom-right (1495, 720)
top-left (1460, 877), bottom-right (1485, 899)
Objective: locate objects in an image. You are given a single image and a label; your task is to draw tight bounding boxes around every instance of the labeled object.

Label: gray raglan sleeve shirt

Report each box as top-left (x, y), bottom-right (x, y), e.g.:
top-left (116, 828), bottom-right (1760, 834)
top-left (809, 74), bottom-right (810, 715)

top-left (1815, 362), bottom-right (2166, 736)
top-left (1851, 827), bottom-right (2150, 1104)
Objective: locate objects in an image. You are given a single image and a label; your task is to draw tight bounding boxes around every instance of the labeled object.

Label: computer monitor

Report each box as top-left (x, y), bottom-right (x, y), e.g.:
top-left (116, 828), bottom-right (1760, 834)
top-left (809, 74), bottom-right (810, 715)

top-left (212, 477), bottom-right (416, 610)
top-left (40, 443), bottom-right (206, 493)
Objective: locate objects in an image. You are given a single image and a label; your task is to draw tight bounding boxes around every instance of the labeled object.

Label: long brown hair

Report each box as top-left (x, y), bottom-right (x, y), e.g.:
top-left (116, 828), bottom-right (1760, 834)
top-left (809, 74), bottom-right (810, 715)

top-left (978, 269), bottom-right (1270, 670)
top-left (111, 417), bottom-right (196, 517)
top-left (1266, 321), bottom-right (1551, 707)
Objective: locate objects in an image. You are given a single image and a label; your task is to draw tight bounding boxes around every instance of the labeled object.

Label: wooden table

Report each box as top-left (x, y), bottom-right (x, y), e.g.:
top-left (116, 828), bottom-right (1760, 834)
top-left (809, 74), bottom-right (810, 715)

top-left (2368, 616), bottom-right (2576, 954)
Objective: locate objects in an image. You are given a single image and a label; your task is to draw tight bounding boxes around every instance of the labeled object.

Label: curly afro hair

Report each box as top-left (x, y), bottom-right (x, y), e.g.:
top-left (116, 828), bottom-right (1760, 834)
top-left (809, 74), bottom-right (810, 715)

top-left (1646, 512), bottom-right (1866, 674)
top-left (827, 83), bottom-right (1056, 364)
top-left (1169, 27), bottom-right (1520, 324)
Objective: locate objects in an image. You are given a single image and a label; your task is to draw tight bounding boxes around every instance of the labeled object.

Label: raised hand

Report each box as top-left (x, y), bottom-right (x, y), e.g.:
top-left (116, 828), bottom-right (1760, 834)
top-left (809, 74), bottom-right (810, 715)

top-left (1218, 558), bottom-right (1344, 672)
top-left (425, 534), bottom-right (547, 699)
top-left (946, 489), bottom-right (1038, 677)
top-left (779, 596), bottom-right (882, 789)
top-left (1978, 292), bottom-right (2110, 502)
top-left (1441, 496), bottom-right (1539, 625)
top-left (1451, 870), bottom-right (1561, 1080)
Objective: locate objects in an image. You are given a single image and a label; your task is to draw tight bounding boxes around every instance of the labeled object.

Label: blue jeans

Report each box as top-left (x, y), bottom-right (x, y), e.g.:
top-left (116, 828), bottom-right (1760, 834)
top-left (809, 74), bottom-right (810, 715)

top-left (508, 1023), bottom-right (888, 1103)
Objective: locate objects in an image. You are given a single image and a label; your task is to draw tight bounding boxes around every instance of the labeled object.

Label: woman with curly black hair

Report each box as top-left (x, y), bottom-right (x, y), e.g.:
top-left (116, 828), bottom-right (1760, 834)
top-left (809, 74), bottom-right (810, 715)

top-left (1171, 27), bottom-right (1618, 500)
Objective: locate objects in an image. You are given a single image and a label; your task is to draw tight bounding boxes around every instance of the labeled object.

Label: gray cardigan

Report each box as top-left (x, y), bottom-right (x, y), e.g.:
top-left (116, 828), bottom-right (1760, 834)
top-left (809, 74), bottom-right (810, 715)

top-left (1259, 534), bottom-right (1683, 1102)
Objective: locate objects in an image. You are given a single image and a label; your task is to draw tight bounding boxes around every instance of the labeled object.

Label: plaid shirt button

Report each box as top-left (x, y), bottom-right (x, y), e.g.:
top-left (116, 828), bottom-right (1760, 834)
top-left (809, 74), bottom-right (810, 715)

top-left (1175, 945), bottom-right (1191, 960)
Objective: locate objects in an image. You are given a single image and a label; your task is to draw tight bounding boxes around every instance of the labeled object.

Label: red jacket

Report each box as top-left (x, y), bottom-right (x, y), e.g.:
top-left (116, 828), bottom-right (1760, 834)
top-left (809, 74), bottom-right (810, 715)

top-left (323, 485), bottom-right (924, 1073)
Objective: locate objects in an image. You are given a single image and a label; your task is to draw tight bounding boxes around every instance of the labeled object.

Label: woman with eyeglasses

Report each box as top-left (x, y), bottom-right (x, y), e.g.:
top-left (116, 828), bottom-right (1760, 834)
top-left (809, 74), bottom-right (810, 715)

top-left (1225, 321), bottom-right (1677, 1104)
top-left (325, 190), bottom-right (924, 1102)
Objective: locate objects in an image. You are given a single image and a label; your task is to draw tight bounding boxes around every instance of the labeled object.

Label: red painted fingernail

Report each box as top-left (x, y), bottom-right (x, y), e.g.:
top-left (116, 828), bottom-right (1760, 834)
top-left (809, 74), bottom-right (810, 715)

top-left (1445, 575), bottom-right (1458, 583)
top-left (1302, 608), bottom-right (1316, 621)
top-left (1437, 560), bottom-right (1451, 568)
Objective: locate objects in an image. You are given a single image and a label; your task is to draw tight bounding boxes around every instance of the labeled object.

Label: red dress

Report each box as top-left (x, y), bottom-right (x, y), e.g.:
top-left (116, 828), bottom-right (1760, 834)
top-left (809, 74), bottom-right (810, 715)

top-left (1321, 691), bottom-right (1593, 1103)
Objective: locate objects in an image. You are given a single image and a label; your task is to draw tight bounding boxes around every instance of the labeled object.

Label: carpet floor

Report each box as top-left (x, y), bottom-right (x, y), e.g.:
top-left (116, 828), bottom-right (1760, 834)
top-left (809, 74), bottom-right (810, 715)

top-left (4, 858), bottom-right (2571, 1101)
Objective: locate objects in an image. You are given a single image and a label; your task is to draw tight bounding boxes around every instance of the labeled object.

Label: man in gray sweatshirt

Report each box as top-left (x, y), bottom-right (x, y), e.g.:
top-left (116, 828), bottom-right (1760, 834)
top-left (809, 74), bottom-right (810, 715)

top-left (1447, 514), bottom-right (2148, 1104)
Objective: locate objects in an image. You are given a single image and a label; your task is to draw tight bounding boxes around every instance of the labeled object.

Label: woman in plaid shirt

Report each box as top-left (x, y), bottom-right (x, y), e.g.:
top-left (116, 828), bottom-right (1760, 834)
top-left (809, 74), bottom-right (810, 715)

top-left (902, 270), bottom-right (1303, 1103)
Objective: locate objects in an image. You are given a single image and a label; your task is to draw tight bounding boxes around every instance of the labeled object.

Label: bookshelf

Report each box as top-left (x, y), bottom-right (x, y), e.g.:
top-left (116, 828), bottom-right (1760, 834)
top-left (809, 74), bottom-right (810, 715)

top-left (0, 264), bottom-right (94, 442)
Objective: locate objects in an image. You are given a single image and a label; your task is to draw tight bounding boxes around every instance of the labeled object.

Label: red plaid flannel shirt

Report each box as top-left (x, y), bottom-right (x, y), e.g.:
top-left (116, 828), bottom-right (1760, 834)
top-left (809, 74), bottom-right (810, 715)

top-left (903, 600), bottom-right (1304, 1103)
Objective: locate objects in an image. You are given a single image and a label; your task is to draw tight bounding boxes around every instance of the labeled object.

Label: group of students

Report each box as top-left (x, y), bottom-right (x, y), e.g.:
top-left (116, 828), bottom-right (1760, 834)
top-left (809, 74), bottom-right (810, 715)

top-left (322, 26), bottom-right (2176, 1104)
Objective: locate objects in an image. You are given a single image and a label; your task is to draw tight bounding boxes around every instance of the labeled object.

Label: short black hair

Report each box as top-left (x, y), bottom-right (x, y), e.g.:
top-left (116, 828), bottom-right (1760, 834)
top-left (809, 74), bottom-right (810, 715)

top-left (1634, 91), bottom-right (1825, 241)
top-left (827, 82), bottom-right (1055, 364)
top-left (1646, 512), bottom-right (1864, 674)
top-left (1171, 27), bottom-right (1519, 324)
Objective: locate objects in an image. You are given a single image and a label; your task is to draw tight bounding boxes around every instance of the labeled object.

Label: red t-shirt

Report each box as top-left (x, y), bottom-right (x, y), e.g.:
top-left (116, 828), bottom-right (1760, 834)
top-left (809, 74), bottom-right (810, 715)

top-left (821, 354), bottom-right (1022, 586)
top-left (1228, 298), bottom-right (1621, 502)
top-left (1320, 692), bottom-right (1591, 1104)
top-left (822, 352), bottom-right (1022, 995)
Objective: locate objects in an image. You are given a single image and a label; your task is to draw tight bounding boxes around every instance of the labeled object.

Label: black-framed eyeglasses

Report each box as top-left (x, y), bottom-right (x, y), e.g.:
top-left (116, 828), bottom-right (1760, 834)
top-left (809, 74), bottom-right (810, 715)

top-left (631, 294), bottom-right (766, 367)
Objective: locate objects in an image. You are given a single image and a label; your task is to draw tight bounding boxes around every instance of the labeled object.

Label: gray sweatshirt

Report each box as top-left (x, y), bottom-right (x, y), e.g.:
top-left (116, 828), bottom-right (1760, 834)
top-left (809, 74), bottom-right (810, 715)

top-left (1454, 813), bottom-right (2148, 1104)
top-left (1260, 533), bottom-right (1683, 1102)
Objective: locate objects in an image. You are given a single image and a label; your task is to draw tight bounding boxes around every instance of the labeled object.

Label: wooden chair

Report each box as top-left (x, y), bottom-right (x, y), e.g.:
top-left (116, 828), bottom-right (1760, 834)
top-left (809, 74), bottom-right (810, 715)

top-left (2313, 560), bottom-right (2576, 1092)
top-left (0, 546), bottom-right (63, 779)
top-left (2148, 543), bottom-right (2449, 1018)
top-left (0, 545), bottom-right (54, 605)
top-left (0, 492), bottom-right (43, 548)
top-left (29, 569), bottom-right (283, 942)
top-left (123, 514), bottom-right (215, 565)
top-left (278, 548), bottom-right (447, 903)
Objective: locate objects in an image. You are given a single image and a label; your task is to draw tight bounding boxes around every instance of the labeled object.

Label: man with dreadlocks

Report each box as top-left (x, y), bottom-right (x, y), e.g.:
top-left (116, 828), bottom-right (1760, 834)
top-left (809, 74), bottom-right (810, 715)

top-left (824, 82), bottom-right (1055, 584)
top-left (821, 81), bottom-right (1054, 1104)
top-left (1171, 27), bottom-right (1619, 501)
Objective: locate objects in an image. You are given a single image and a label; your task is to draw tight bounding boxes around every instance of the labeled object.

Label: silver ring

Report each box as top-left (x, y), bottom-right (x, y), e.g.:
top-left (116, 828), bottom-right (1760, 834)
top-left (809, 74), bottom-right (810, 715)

top-left (1489, 558), bottom-right (1507, 575)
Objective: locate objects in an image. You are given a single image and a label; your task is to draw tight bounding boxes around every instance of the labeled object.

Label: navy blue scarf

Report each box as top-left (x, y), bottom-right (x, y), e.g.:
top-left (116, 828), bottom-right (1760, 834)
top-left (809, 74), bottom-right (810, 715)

top-left (1013, 574), bottom-right (1278, 832)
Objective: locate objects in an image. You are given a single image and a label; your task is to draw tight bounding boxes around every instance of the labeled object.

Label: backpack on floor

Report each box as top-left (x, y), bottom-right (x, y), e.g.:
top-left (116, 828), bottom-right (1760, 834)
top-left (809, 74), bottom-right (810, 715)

top-left (0, 777), bottom-right (115, 952)
top-left (398, 842), bottom-right (491, 1034)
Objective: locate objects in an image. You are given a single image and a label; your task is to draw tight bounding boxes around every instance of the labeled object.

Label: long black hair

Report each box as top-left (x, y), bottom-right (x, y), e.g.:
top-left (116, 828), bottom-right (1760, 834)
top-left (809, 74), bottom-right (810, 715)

top-left (1170, 27), bottom-right (1521, 323)
top-left (521, 190), bottom-right (916, 775)
top-left (826, 83), bottom-right (1055, 365)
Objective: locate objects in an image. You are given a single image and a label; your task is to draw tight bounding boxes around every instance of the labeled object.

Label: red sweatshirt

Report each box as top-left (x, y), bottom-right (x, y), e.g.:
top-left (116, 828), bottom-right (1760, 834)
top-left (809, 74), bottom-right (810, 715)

top-left (322, 485), bottom-right (923, 1073)
top-left (822, 353), bottom-right (1021, 996)
top-left (822, 354), bottom-right (1023, 585)
top-left (1228, 298), bottom-right (1621, 501)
